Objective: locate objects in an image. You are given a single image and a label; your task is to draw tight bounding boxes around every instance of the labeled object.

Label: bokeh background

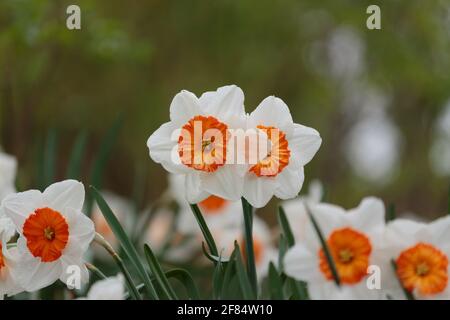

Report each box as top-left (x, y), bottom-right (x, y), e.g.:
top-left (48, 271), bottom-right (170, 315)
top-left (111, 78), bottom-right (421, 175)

top-left (1, 0), bottom-right (450, 222)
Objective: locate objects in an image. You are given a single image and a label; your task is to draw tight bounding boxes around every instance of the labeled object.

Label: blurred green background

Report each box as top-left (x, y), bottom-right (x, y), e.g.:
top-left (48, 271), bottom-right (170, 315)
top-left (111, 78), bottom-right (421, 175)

top-left (1, 0), bottom-right (449, 221)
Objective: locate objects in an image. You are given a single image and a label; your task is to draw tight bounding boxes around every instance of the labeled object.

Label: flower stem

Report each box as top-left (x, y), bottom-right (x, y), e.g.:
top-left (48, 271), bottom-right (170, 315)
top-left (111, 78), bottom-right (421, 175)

top-left (94, 233), bottom-right (142, 300)
top-left (85, 262), bottom-right (107, 280)
top-left (241, 197), bottom-right (257, 296)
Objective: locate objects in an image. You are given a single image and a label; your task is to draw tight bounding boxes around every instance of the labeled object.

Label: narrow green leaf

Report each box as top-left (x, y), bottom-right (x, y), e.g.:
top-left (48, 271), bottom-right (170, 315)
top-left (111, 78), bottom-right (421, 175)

top-left (221, 251), bottom-right (237, 299)
top-left (286, 278), bottom-right (309, 300)
top-left (278, 206), bottom-right (295, 247)
top-left (189, 204), bottom-right (218, 256)
top-left (304, 204), bottom-right (341, 287)
top-left (91, 186), bottom-right (158, 299)
top-left (212, 256), bottom-right (225, 299)
top-left (241, 197), bottom-right (258, 295)
top-left (278, 234), bottom-right (288, 271)
top-left (387, 203), bottom-right (396, 222)
top-left (234, 242), bottom-right (257, 300)
top-left (268, 263), bottom-right (284, 299)
top-left (391, 259), bottom-right (415, 300)
top-left (43, 129), bottom-right (57, 187)
top-left (66, 131), bottom-right (87, 179)
top-left (144, 244), bottom-right (177, 300)
top-left (166, 269), bottom-right (200, 300)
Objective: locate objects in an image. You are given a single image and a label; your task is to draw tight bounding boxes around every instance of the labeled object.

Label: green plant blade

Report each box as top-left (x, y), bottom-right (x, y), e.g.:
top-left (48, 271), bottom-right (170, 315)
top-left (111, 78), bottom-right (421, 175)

top-left (268, 262), bottom-right (284, 299)
top-left (66, 131), bottom-right (87, 179)
top-left (91, 186), bottom-right (158, 299)
top-left (212, 255), bottom-right (225, 299)
top-left (234, 242), bottom-right (257, 300)
top-left (144, 244), bottom-right (177, 300)
top-left (391, 259), bottom-right (415, 300)
top-left (304, 203), bottom-right (341, 287)
top-left (166, 269), bottom-right (200, 300)
top-left (189, 204), bottom-right (218, 256)
top-left (241, 197), bottom-right (258, 295)
top-left (387, 203), bottom-right (396, 222)
top-left (278, 205), bottom-right (295, 247)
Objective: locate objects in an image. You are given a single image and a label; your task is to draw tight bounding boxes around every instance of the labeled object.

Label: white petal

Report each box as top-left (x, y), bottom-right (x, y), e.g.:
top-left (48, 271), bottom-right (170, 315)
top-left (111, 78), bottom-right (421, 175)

top-left (242, 174), bottom-right (276, 208)
top-left (2, 190), bottom-right (44, 231)
top-left (274, 165), bottom-right (305, 200)
top-left (248, 96), bottom-right (293, 135)
top-left (15, 256), bottom-right (62, 292)
top-left (289, 124), bottom-right (322, 166)
top-left (185, 173), bottom-right (209, 204)
top-left (283, 244), bottom-right (323, 282)
top-left (43, 180), bottom-right (85, 214)
top-left (425, 215), bottom-right (450, 248)
top-left (201, 165), bottom-right (245, 201)
top-left (59, 256), bottom-right (89, 288)
top-left (347, 197), bottom-right (385, 232)
top-left (66, 208), bottom-right (95, 252)
top-left (169, 90), bottom-right (202, 127)
top-left (206, 85), bottom-right (245, 128)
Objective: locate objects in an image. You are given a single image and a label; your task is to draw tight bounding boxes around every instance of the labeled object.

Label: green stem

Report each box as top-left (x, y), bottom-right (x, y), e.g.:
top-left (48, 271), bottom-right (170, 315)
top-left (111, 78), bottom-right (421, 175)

top-left (94, 233), bottom-right (142, 300)
top-left (241, 197), bottom-right (257, 296)
top-left (189, 204), bottom-right (218, 256)
top-left (85, 262), bottom-right (107, 280)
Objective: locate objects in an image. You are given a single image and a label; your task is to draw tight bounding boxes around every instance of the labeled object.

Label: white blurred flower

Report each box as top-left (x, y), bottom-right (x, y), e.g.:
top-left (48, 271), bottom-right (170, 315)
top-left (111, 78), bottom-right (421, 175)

top-left (284, 197), bottom-right (386, 299)
top-left (281, 180), bottom-right (323, 242)
top-left (430, 100), bottom-right (450, 176)
top-left (0, 150), bottom-right (17, 202)
top-left (345, 109), bottom-right (401, 184)
top-left (0, 216), bottom-right (22, 299)
top-left (2, 180), bottom-right (95, 292)
top-left (382, 216), bottom-right (450, 299)
top-left (81, 274), bottom-right (124, 300)
top-left (91, 191), bottom-right (133, 259)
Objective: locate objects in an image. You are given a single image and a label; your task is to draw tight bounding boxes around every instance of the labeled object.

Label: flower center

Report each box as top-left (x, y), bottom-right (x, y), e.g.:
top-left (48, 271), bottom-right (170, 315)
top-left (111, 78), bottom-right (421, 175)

top-left (396, 243), bottom-right (448, 296)
top-left (319, 227), bottom-right (372, 285)
top-left (23, 207), bottom-right (69, 262)
top-left (198, 195), bottom-right (229, 214)
top-left (0, 243), bottom-right (5, 269)
top-left (249, 125), bottom-right (290, 177)
top-left (178, 115), bottom-right (228, 172)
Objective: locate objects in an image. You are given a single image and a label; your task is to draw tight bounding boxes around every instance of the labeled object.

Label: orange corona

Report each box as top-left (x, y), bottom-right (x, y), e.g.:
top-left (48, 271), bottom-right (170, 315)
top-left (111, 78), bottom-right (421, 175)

top-left (198, 195), bottom-right (228, 214)
top-left (178, 115), bottom-right (228, 172)
top-left (23, 207), bottom-right (69, 262)
top-left (396, 243), bottom-right (448, 295)
top-left (319, 227), bottom-right (372, 285)
top-left (0, 243), bottom-right (5, 269)
top-left (249, 125), bottom-right (290, 177)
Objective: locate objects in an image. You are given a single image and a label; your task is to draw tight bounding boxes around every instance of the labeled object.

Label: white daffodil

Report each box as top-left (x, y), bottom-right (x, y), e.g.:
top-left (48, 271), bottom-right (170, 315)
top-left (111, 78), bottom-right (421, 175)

top-left (284, 197), bottom-right (386, 299)
top-left (147, 85), bottom-right (247, 202)
top-left (1, 180), bottom-right (95, 292)
top-left (214, 216), bottom-right (277, 281)
top-left (91, 191), bottom-right (133, 260)
top-left (281, 180), bottom-right (323, 242)
top-left (381, 216), bottom-right (450, 300)
top-left (0, 150), bottom-right (17, 202)
top-left (81, 274), bottom-right (124, 300)
top-left (169, 174), bottom-right (242, 235)
top-left (243, 96), bottom-right (322, 208)
top-left (0, 214), bottom-right (22, 299)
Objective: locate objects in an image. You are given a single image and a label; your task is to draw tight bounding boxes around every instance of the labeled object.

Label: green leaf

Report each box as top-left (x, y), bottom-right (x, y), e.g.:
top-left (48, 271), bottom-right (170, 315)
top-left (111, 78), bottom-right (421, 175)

top-left (43, 129), bottom-right (57, 187)
top-left (144, 244), bottom-right (177, 300)
top-left (391, 259), bottom-right (415, 300)
top-left (278, 205), bottom-right (295, 247)
top-left (241, 197), bottom-right (258, 295)
top-left (278, 234), bottom-right (288, 271)
top-left (286, 278), bottom-right (309, 300)
top-left (91, 186), bottom-right (158, 299)
top-left (268, 263), bottom-right (284, 299)
top-left (304, 203), bottom-right (341, 287)
top-left (166, 269), bottom-right (200, 300)
top-left (234, 242), bottom-right (257, 300)
top-left (387, 203), bottom-right (396, 222)
top-left (66, 131), bottom-right (88, 179)
top-left (189, 204), bottom-right (218, 256)
top-left (212, 255), bottom-right (225, 299)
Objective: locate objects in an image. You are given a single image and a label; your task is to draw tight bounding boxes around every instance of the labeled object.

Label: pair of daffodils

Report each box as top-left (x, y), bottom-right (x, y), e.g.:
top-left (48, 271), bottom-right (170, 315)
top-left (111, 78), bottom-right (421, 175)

top-left (0, 180), bottom-right (95, 298)
top-left (282, 188), bottom-right (450, 300)
top-left (147, 85), bottom-right (322, 208)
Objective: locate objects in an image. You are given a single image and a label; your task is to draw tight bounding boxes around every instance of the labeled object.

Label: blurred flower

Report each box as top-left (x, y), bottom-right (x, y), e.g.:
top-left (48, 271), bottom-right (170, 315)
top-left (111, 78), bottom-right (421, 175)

top-left (0, 217), bottom-right (22, 300)
top-left (345, 109), bottom-right (401, 185)
top-left (382, 217), bottom-right (450, 299)
top-left (214, 216), bottom-right (277, 281)
top-left (147, 85), bottom-right (247, 202)
top-left (0, 150), bottom-right (17, 202)
top-left (430, 100), bottom-right (450, 176)
top-left (1, 180), bottom-right (95, 292)
top-left (91, 191), bottom-right (133, 260)
top-left (281, 179), bottom-right (323, 242)
top-left (243, 96), bottom-right (322, 207)
top-left (79, 274), bottom-right (124, 300)
top-left (284, 197), bottom-right (386, 299)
